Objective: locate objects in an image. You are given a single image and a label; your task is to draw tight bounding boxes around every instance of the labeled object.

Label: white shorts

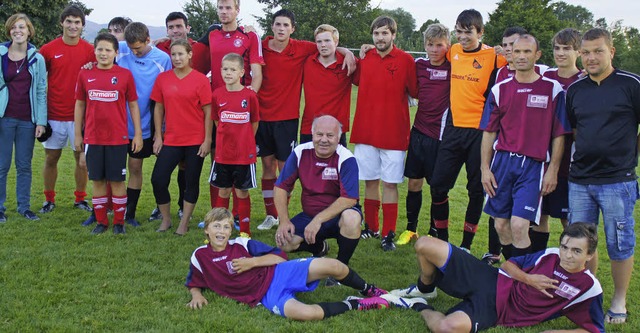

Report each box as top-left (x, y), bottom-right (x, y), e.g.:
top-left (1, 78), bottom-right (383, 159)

top-left (42, 120), bottom-right (77, 151)
top-left (354, 144), bottom-right (405, 183)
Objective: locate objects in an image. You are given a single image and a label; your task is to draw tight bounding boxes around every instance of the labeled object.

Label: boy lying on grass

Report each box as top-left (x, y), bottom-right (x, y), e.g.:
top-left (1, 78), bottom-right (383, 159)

top-left (185, 208), bottom-right (392, 320)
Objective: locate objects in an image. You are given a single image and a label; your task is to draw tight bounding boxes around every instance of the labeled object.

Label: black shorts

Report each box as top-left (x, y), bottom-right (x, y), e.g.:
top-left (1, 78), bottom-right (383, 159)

top-left (404, 128), bottom-right (440, 182)
top-left (541, 176), bottom-right (569, 219)
top-left (291, 205), bottom-right (362, 240)
top-left (210, 123), bottom-right (217, 149)
top-left (299, 133), bottom-right (348, 147)
top-left (256, 119), bottom-right (298, 161)
top-left (86, 144), bottom-right (128, 182)
top-left (437, 245), bottom-right (498, 331)
top-left (128, 137), bottom-right (153, 159)
top-left (430, 120), bottom-right (483, 196)
top-left (209, 162), bottom-right (257, 190)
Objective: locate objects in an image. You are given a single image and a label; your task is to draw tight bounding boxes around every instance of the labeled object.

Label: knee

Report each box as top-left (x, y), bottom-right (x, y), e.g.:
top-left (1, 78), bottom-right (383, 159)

top-left (415, 236), bottom-right (438, 256)
top-left (382, 181), bottom-right (397, 191)
top-left (339, 210), bottom-right (361, 232)
top-left (432, 318), bottom-right (467, 333)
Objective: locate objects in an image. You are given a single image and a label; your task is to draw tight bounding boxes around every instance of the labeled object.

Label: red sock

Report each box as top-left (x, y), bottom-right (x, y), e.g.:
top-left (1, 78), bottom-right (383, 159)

top-left (262, 178), bottom-right (278, 217)
top-left (215, 196), bottom-right (230, 209)
top-left (105, 183), bottom-right (113, 210)
top-left (112, 195), bottom-right (127, 225)
top-left (209, 185), bottom-right (219, 209)
top-left (237, 196), bottom-right (251, 234)
top-left (44, 190), bottom-right (56, 203)
top-left (74, 190), bottom-right (87, 203)
top-left (381, 203), bottom-right (398, 237)
top-left (93, 196), bottom-right (109, 226)
top-left (364, 199), bottom-right (381, 232)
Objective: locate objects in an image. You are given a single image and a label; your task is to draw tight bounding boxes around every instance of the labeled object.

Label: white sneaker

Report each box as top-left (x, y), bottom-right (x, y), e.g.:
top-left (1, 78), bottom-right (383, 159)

top-left (389, 285), bottom-right (437, 300)
top-left (257, 215), bottom-right (279, 230)
top-left (380, 294), bottom-right (428, 309)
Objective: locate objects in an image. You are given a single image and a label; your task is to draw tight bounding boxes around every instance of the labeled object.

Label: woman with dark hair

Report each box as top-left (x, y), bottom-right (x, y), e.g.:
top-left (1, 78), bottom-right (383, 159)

top-left (0, 13), bottom-right (47, 222)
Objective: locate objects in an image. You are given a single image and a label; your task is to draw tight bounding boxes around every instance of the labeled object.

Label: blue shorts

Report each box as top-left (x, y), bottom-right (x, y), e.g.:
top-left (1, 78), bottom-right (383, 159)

top-left (260, 258), bottom-right (320, 317)
top-left (291, 205), bottom-right (363, 240)
top-left (568, 180), bottom-right (638, 260)
top-left (484, 151), bottom-right (544, 223)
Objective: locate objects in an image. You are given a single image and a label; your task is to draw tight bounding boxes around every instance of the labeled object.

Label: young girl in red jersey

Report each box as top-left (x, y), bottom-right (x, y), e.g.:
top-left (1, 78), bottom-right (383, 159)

top-left (74, 33), bottom-right (142, 235)
top-left (150, 39), bottom-right (213, 235)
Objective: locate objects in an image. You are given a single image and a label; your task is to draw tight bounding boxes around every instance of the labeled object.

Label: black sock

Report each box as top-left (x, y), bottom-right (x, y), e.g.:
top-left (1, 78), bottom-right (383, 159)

top-left (412, 302), bottom-right (434, 312)
top-left (416, 277), bottom-right (436, 294)
top-left (177, 169), bottom-right (185, 210)
top-left (461, 228), bottom-right (477, 250)
top-left (336, 235), bottom-right (359, 265)
top-left (436, 227), bottom-right (449, 242)
top-left (318, 301), bottom-right (351, 318)
top-left (125, 188), bottom-right (141, 219)
top-left (529, 230), bottom-right (550, 253)
top-left (488, 217), bottom-right (502, 255)
top-left (512, 245), bottom-right (531, 258)
top-left (295, 242), bottom-right (323, 255)
top-left (337, 267), bottom-right (366, 291)
top-left (431, 192), bottom-right (449, 242)
top-left (501, 244), bottom-right (513, 260)
top-left (406, 190), bottom-right (422, 232)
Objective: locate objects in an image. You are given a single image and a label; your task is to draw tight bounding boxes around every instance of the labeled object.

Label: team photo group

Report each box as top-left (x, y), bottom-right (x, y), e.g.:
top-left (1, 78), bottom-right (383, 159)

top-left (2, 0), bottom-right (638, 331)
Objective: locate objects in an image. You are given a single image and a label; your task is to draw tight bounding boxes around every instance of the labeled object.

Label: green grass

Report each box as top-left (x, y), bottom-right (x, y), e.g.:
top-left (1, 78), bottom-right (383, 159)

top-left (1, 87), bottom-right (638, 332)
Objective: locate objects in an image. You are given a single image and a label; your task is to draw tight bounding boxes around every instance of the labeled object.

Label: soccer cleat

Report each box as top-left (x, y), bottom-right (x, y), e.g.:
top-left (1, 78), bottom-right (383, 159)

top-left (91, 224), bottom-right (108, 235)
top-left (239, 232), bottom-right (251, 239)
top-left (381, 231), bottom-right (396, 251)
top-left (113, 224), bottom-right (126, 234)
top-left (257, 215), bottom-right (279, 230)
top-left (360, 228), bottom-right (380, 239)
top-left (361, 284), bottom-right (388, 297)
top-left (0, 211), bottom-right (6, 223)
top-left (324, 277), bottom-right (340, 287)
top-left (481, 252), bottom-right (501, 266)
top-left (81, 214), bottom-right (97, 226)
top-left (427, 227), bottom-right (438, 238)
top-left (396, 230), bottom-right (418, 245)
top-left (389, 285), bottom-right (437, 300)
top-left (39, 201), bottom-right (55, 214)
top-left (21, 210), bottom-right (39, 221)
top-left (356, 297), bottom-right (389, 311)
top-left (125, 218), bottom-right (141, 227)
top-left (148, 207), bottom-right (162, 221)
top-left (381, 294), bottom-right (429, 309)
top-left (73, 200), bottom-right (93, 212)
top-left (313, 240), bottom-right (330, 257)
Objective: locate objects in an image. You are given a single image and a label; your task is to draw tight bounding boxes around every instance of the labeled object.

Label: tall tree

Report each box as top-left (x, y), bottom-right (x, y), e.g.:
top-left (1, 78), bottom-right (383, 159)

top-left (0, 0), bottom-right (92, 47)
top-left (484, 0), bottom-right (562, 65)
top-left (551, 1), bottom-right (593, 32)
top-left (183, 0), bottom-right (220, 40)
top-left (256, 0), bottom-right (380, 48)
top-left (380, 8), bottom-right (420, 51)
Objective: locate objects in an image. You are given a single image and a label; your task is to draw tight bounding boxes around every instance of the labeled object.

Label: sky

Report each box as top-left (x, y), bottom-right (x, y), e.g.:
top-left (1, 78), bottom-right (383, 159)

top-left (81, 0), bottom-right (640, 36)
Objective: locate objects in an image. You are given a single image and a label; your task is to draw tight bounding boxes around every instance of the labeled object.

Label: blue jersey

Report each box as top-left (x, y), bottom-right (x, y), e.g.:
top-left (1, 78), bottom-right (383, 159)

top-left (117, 46), bottom-right (171, 139)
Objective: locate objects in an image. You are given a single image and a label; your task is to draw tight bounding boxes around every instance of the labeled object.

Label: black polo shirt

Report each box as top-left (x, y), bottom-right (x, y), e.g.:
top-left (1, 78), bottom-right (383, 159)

top-left (567, 69), bottom-right (640, 184)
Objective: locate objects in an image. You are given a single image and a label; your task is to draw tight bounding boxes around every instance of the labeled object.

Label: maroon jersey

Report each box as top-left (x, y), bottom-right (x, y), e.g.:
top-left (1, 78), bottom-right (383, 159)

top-left (414, 58), bottom-right (450, 140)
top-left (151, 70), bottom-right (212, 146)
top-left (496, 249), bottom-right (604, 332)
top-left (543, 68), bottom-right (583, 178)
top-left (495, 64), bottom-right (548, 83)
top-left (212, 87), bottom-right (260, 164)
top-left (185, 238), bottom-right (287, 307)
top-left (75, 66), bottom-right (137, 145)
top-left (480, 76), bottom-right (571, 161)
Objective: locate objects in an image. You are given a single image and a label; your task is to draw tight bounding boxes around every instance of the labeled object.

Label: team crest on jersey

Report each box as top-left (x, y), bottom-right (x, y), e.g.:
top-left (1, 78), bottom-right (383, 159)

top-left (111, 77), bottom-right (118, 85)
top-left (322, 167), bottom-right (338, 180)
top-left (429, 69), bottom-right (448, 80)
top-left (527, 94), bottom-right (549, 109)
top-left (386, 64), bottom-right (399, 77)
top-left (472, 59), bottom-right (482, 69)
top-left (241, 99), bottom-right (248, 108)
top-left (234, 38), bottom-right (244, 48)
top-left (226, 261), bottom-right (236, 274)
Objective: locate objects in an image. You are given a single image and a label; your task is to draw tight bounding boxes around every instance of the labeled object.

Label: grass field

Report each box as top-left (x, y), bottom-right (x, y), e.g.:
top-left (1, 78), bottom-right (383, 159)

top-left (1, 87), bottom-right (638, 332)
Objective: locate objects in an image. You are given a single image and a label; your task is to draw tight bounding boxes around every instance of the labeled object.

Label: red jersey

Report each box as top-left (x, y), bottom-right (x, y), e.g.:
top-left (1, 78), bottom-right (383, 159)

top-left (75, 66), bottom-right (137, 145)
top-left (40, 37), bottom-right (95, 121)
top-left (212, 87), bottom-right (260, 164)
top-left (301, 52), bottom-right (353, 135)
top-left (259, 37), bottom-right (317, 121)
top-left (208, 28), bottom-right (263, 91)
top-left (350, 46), bottom-right (418, 150)
top-left (414, 58), bottom-right (451, 140)
top-left (151, 70), bottom-right (212, 146)
top-left (156, 38), bottom-right (211, 75)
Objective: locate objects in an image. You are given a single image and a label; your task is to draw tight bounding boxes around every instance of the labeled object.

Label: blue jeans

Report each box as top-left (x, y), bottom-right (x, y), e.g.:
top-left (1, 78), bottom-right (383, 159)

top-left (0, 117), bottom-right (36, 214)
top-left (568, 180), bottom-right (638, 260)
